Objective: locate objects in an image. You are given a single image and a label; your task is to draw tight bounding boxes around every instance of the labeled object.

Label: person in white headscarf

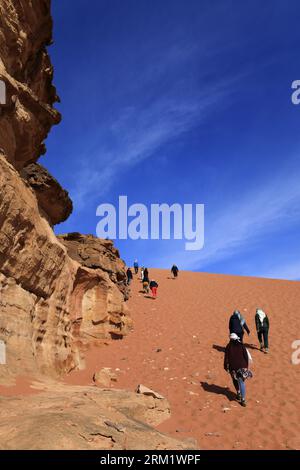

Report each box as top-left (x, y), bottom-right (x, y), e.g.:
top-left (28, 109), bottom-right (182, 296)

top-left (255, 308), bottom-right (270, 353)
top-left (224, 333), bottom-right (253, 407)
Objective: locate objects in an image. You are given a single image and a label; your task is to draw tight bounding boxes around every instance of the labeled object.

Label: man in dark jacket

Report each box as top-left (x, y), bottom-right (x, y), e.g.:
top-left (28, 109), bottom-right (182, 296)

top-left (224, 333), bottom-right (251, 407)
top-left (229, 310), bottom-right (250, 342)
top-left (171, 265), bottom-right (179, 278)
top-left (126, 268), bottom-right (133, 285)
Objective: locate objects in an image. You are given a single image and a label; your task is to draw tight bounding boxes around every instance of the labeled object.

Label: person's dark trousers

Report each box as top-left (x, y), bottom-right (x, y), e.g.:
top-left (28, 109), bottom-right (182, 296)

top-left (258, 328), bottom-right (269, 349)
top-left (134, 267), bottom-right (138, 274)
top-left (239, 331), bottom-right (244, 343)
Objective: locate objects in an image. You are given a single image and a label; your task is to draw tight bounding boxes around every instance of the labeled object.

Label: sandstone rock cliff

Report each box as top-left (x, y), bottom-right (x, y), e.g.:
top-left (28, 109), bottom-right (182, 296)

top-left (0, 0), bottom-right (131, 378)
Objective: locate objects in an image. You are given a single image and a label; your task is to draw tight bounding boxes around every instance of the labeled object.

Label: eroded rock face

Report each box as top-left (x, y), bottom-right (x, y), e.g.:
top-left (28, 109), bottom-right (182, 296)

top-left (0, 0), bottom-right (60, 169)
top-left (22, 162), bottom-right (73, 225)
top-left (0, 0), bottom-right (131, 377)
top-left (0, 382), bottom-right (197, 450)
top-left (58, 233), bottom-right (129, 300)
top-left (0, 156), bottom-right (131, 376)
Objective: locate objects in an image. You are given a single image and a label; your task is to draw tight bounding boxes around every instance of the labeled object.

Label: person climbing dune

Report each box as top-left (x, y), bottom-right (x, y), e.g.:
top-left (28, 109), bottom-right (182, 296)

top-left (126, 267), bottom-right (133, 286)
top-left (171, 264), bottom-right (179, 279)
top-left (149, 279), bottom-right (158, 299)
top-left (229, 310), bottom-right (250, 343)
top-left (224, 333), bottom-right (253, 407)
top-left (255, 308), bottom-right (270, 353)
top-left (133, 259), bottom-right (139, 275)
top-left (142, 272), bottom-right (150, 294)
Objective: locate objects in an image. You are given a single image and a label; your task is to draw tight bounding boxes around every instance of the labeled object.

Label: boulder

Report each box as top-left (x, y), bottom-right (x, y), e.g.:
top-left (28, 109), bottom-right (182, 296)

top-left (22, 163), bottom-right (73, 225)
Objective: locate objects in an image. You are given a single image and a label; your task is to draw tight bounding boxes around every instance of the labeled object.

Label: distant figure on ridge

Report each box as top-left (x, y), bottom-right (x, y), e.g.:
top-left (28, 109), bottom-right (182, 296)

top-left (133, 259), bottom-right (139, 275)
top-left (140, 267), bottom-right (144, 281)
top-left (229, 310), bottom-right (250, 343)
top-left (224, 333), bottom-right (253, 407)
top-left (171, 264), bottom-right (179, 279)
top-left (149, 279), bottom-right (158, 299)
top-left (126, 268), bottom-right (133, 286)
top-left (255, 308), bottom-right (270, 353)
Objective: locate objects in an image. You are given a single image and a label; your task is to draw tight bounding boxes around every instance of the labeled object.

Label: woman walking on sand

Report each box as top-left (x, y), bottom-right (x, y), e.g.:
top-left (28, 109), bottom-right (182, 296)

top-left (229, 310), bottom-right (250, 343)
top-left (255, 308), bottom-right (270, 353)
top-left (149, 280), bottom-right (158, 299)
top-left (224, 333), bottom-right (253, 407)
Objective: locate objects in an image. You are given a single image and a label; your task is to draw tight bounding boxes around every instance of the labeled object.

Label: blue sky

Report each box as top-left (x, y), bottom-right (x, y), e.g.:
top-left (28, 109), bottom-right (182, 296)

top-left (45, 0), bottom-right (300, 279)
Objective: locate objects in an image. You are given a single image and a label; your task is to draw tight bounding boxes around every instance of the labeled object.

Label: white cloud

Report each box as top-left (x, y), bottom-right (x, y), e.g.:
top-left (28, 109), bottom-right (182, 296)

top-left (257, 261), bottom-right (300, 281)
top-left (70, 73), bottom-right (241, 210)
top-left (157, 162), bottom-right (300, 275)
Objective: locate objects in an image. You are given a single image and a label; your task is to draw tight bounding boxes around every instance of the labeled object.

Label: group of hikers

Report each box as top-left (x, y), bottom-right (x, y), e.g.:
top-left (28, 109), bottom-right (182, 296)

top-left (126, 261), bottom-right (158, 298)
top-left (224, 308), bottom-right (270, 407)
top-left (126, 260), bottom-right (270, 407)
top-left (126, 260), bottom-right (179, 299)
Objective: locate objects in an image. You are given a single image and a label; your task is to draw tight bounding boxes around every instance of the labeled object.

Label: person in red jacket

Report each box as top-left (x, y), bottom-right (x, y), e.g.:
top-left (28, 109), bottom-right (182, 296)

top-left (149, 280), bottom-right (158, 299)
top-left (224, 333), bottom-right (253, 407)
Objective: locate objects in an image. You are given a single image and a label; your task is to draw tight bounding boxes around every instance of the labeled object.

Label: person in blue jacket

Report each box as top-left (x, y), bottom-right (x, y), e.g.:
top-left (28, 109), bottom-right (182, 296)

top-left (229, 310), bottom-right (250, 343)
top-left (133, 259), bottom-right (139, 275)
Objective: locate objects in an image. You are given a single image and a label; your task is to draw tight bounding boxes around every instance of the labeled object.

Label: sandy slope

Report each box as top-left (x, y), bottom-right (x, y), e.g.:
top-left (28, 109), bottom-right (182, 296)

top-left (66, 269), bottom-right (300, 450)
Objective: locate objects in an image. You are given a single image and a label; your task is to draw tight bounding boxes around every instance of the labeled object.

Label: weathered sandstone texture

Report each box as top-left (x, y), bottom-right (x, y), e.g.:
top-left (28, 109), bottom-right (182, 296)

top-left (58, 233), bottom-right (130, 300)
top-left (0, 0), bottom-right (60, 169)
top-left (0, 156), bottom-right (131, 377)
top-left (0, 382), bottom-right (197, 450)
top-left (22, 162), bottom-right (73, 225)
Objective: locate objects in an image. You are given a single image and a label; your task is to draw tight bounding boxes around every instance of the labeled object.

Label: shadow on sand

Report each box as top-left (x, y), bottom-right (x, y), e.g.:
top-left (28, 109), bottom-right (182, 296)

top-left (212, 344), bottom-right (226, 353)
top-left (213, 343), bottom-right (260, 353)
top-left (244, 342), bottom-right (260, 351)
top-left (200, 381), bottom-right (236, 401)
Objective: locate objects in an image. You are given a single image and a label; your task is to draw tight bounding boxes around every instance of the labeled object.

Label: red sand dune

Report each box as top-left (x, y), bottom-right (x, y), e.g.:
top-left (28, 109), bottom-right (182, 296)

top-left (66, 269), bottom-right (300, 450)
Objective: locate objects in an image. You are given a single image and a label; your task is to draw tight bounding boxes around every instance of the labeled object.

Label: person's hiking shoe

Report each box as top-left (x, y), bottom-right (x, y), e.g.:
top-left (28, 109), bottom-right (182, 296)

top-left (236, 392), bottom-right (242, 402)
top-left (240, 399), bottom-right (247, 407)
top-left (264, 348), bottom-right (269, 354)
top-left (260, 343), bottom-right (264, 351)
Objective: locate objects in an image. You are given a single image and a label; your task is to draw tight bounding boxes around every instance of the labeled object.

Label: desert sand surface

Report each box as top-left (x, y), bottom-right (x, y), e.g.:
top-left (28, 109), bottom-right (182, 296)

top-left (65, 269), bottom-right (300, 450)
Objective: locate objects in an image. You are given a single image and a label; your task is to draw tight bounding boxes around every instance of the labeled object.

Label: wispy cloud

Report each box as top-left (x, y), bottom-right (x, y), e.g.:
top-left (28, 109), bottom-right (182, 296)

top-left (158, 160), bottom-right (300, 277)
top-left (71, 74), bottom-right (241, 209)
top-left (258, 261), bottom-right (300, 281)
